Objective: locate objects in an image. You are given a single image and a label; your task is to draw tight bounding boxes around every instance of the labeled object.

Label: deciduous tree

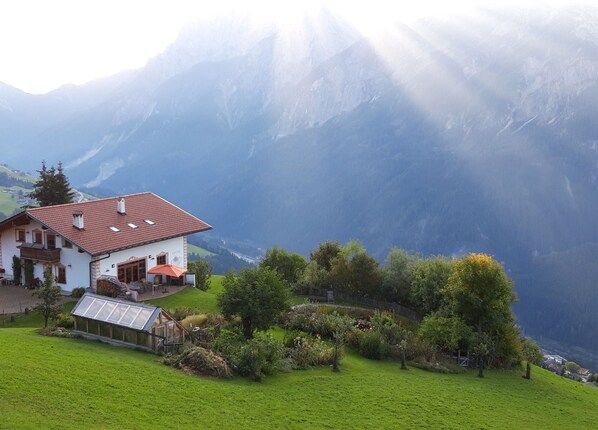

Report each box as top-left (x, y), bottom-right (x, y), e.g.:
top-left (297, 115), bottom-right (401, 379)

top-left (409, 256), bottom-right (454, 315)
top-left (188, 260), bottom-right (212, 291)
top-left (309, 241), bottom-right (342, 271)
top-left (564, 361), bottom-right (581, 374)
top-left (219, 267), bottom-right (290, 339)
top-left (329, 241), bottom-right (382, 297)
top-left (260, 246), bottom-right (307, 285)
top-left (381, 248), bottom-right (417, 305)
top-left (521, 337), bottom-right (542, 380)
top-left (445, 253), bottom-right (520, 367)
top-left (33, 267), bottom-right (63, 328)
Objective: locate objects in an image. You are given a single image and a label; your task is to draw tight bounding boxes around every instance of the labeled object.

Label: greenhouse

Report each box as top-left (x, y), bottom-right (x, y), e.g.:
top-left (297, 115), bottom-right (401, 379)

top-left (71, 293), bottom-right (186, 353)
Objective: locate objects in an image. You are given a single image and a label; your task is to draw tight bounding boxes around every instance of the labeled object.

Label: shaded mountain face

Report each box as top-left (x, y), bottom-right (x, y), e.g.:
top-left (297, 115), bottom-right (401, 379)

top-left (3, 5), bottom-right (598, 361)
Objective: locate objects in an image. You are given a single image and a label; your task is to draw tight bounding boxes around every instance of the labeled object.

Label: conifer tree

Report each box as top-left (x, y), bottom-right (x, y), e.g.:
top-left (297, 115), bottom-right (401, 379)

top-left (28, 161), bottom-right (75, 207)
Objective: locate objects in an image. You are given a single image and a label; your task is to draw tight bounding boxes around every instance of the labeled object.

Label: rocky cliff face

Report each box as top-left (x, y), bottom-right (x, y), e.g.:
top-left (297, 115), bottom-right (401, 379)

top-left (3, 4), bottom-right (598, 361)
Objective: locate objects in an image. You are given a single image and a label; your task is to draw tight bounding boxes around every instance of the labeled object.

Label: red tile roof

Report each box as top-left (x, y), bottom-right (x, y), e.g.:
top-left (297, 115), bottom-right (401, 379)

top-left (20, 192), bottom-right (211, 256)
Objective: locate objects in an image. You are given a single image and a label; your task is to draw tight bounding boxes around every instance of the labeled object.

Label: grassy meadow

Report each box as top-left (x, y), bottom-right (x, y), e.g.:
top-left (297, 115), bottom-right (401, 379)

top-left (145, 275), bottom-right (305, 314)
top-left (1, 328), bottom-right (598, 429)
top-left (145, 275), bottom-right (225, 313)
top-left (0, 186), bottom-right (29, 216)
top-left (187, 243), bottom-right (215, 258)
top-left (1, 276), bottom-right (598, 429)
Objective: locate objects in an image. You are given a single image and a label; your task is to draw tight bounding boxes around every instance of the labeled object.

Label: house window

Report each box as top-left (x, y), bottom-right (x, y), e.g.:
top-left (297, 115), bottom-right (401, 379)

top-left (56, 266), bottom-right (66, 284)
top-left (62, 238), bottom-right (72, 249)
top-left (156, 254), bottom-right (167, 265)
top-left (46, 233), bottom-right (56, 249)
top-left (117, 259), bottom-right (146, 284)
top-left (15, 229), bottom-right (25, 242)
top-left (33, 230), bottom-right (43, 244)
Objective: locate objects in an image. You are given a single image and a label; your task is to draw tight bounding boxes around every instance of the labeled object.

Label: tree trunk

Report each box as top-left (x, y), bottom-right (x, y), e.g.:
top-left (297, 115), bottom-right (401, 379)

top-left (332, 342), bottom-right (340, 373)
top-left (242, 317), bottom-right (252, 339)
top-left (525, 362), bottom-right (531, 380)
top-left (477, 356), bottom-right (484, 378)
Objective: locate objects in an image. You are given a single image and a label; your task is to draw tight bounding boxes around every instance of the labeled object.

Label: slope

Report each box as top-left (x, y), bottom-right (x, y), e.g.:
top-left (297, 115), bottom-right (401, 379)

top-left (1, 328), bottom-right (597, 429)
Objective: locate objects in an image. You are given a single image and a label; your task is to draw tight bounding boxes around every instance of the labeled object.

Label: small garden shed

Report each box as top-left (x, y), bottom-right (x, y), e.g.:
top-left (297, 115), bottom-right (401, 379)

top-left (71, 293), bottom-right (186, 353)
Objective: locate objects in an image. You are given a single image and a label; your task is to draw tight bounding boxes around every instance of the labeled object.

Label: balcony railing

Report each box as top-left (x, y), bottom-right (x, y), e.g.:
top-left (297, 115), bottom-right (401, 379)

top-left (19, 243), bottom-right (61, 263)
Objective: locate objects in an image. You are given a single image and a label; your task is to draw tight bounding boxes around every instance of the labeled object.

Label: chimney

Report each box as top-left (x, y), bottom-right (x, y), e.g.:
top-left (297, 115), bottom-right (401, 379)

top-left (73, 211), bottom-right (84, 229)
top-left (117, 197), bottom-right (126, 215)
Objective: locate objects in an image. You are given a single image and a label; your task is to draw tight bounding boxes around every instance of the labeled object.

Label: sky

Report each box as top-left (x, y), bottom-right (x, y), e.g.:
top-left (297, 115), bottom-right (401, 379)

top-left (0, 0), bottom-right (575, 95)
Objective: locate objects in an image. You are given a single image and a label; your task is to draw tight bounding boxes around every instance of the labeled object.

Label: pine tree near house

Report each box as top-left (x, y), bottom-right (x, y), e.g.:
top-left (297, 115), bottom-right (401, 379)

top-left (28, 161), bottom-right (75, 207)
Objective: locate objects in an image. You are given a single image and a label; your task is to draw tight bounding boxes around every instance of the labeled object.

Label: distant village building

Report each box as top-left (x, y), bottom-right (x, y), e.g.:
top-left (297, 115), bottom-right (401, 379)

top-left (543, 354), bottom-right (567, 365)
top-left (0, 192), bottom-right (211, 291)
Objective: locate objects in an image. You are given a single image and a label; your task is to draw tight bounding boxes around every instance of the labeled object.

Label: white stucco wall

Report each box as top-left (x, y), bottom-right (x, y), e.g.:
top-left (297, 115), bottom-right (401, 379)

top-left (60, 245), bottom-right (93, 291)
top-left (0, 225), bottom-right (19, 273)
top-left (1, 220), bottom-right (186, 292)
top-left (0, 220), bottom-right (91, 291)
top-left (97, 236), bottom-right (185, 281)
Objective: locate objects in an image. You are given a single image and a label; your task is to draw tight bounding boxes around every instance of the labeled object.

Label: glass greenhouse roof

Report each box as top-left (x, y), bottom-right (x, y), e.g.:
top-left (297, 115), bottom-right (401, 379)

top-left (71, 293), bottom-right (160, 332)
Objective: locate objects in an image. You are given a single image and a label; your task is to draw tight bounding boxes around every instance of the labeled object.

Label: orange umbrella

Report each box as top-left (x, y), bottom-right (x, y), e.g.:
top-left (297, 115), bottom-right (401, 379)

top-left (147, 264), bottom-right (187, 277)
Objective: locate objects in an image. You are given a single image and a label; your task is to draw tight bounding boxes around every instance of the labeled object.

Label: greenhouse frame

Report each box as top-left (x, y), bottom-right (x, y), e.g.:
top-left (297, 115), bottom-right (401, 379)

top-left (71, 293), bottom-right (187, 353)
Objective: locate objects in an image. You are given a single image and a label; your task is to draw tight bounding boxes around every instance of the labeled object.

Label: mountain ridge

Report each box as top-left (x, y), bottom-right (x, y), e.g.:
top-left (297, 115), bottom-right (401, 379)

top-left (3, 4), bottom-right (598, 364)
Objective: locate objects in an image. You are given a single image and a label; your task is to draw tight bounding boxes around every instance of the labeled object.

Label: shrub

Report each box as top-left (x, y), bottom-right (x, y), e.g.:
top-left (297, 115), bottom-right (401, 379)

top-left (207, 313), bottom-right (226, 326)
top-left (167, 347), bottom-right (233, 378)
top-left (403, 334), bottom-right (436, 362)
top-left (359, 330), bottom-right (389, 360)
top-left (317, 305), bottom-right (373, 320)
top-left (287, 336), bottom-right (336, 369)
top-left (371, 311), bottom-right (406, 346)
top-left (285, 306), bottom-right (315, 332)
top-left (410, 358), bottom-right (466, 374)
top-left (345, 327), bottom-right (364, 349)
top-left (180, 314), bottom-right (208, 330)
top-left (170, 307), bottom-right (196, 321)
top-left (212, 329), bottom-right (246, 358)
top-left (54, 312), bottom-right (74, 329)
top-left (285, 306), bottom-right (354, 339)
top-left (234, 335), bottom-right (285, 381)
top-left (37, 327), bottom-right (71, 338)
top-left (188, 260), bottom-right (212, 291)
top-left (71, 287), bottom-right (86, 299)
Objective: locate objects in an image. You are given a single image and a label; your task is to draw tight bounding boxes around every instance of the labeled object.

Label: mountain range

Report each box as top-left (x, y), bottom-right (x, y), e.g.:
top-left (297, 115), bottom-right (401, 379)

top-left (2, 4), bottom-right (598, 365)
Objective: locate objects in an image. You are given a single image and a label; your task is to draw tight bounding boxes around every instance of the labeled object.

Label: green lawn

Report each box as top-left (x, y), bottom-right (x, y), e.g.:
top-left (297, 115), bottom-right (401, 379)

top-left (146, 276), bottom-right (307, 314)
top-left (2, 284), bottom-right (598, 428)
top-left (146, 275), bottom-right (225, 314)
top-left (0, 186), bottom-right (30, 217)
top-left (0, 301), bottom-right (76, 328)
top-left (0, 328), bottom-right (597, 429)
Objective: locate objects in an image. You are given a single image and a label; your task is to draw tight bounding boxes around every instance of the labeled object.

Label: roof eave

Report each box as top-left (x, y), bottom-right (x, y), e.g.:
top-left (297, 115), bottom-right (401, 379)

top-left (90, 226), bottom-right (212, 257)
top-left (25, 212), bottom-right (93, 255)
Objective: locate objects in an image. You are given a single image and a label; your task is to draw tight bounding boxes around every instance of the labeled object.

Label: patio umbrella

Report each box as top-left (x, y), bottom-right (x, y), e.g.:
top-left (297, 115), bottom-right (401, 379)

top-left (147, 264), bottom-right (187, 278)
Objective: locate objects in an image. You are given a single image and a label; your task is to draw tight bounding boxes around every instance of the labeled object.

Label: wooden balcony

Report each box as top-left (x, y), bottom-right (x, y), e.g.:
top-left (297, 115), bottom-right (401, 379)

top-left (19, 243), bottom-right (61, 263)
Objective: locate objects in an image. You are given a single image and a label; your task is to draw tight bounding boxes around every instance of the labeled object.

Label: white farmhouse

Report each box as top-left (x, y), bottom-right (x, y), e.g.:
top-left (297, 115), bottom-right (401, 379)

top-left (0, 192), bottom-right (211, 292)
